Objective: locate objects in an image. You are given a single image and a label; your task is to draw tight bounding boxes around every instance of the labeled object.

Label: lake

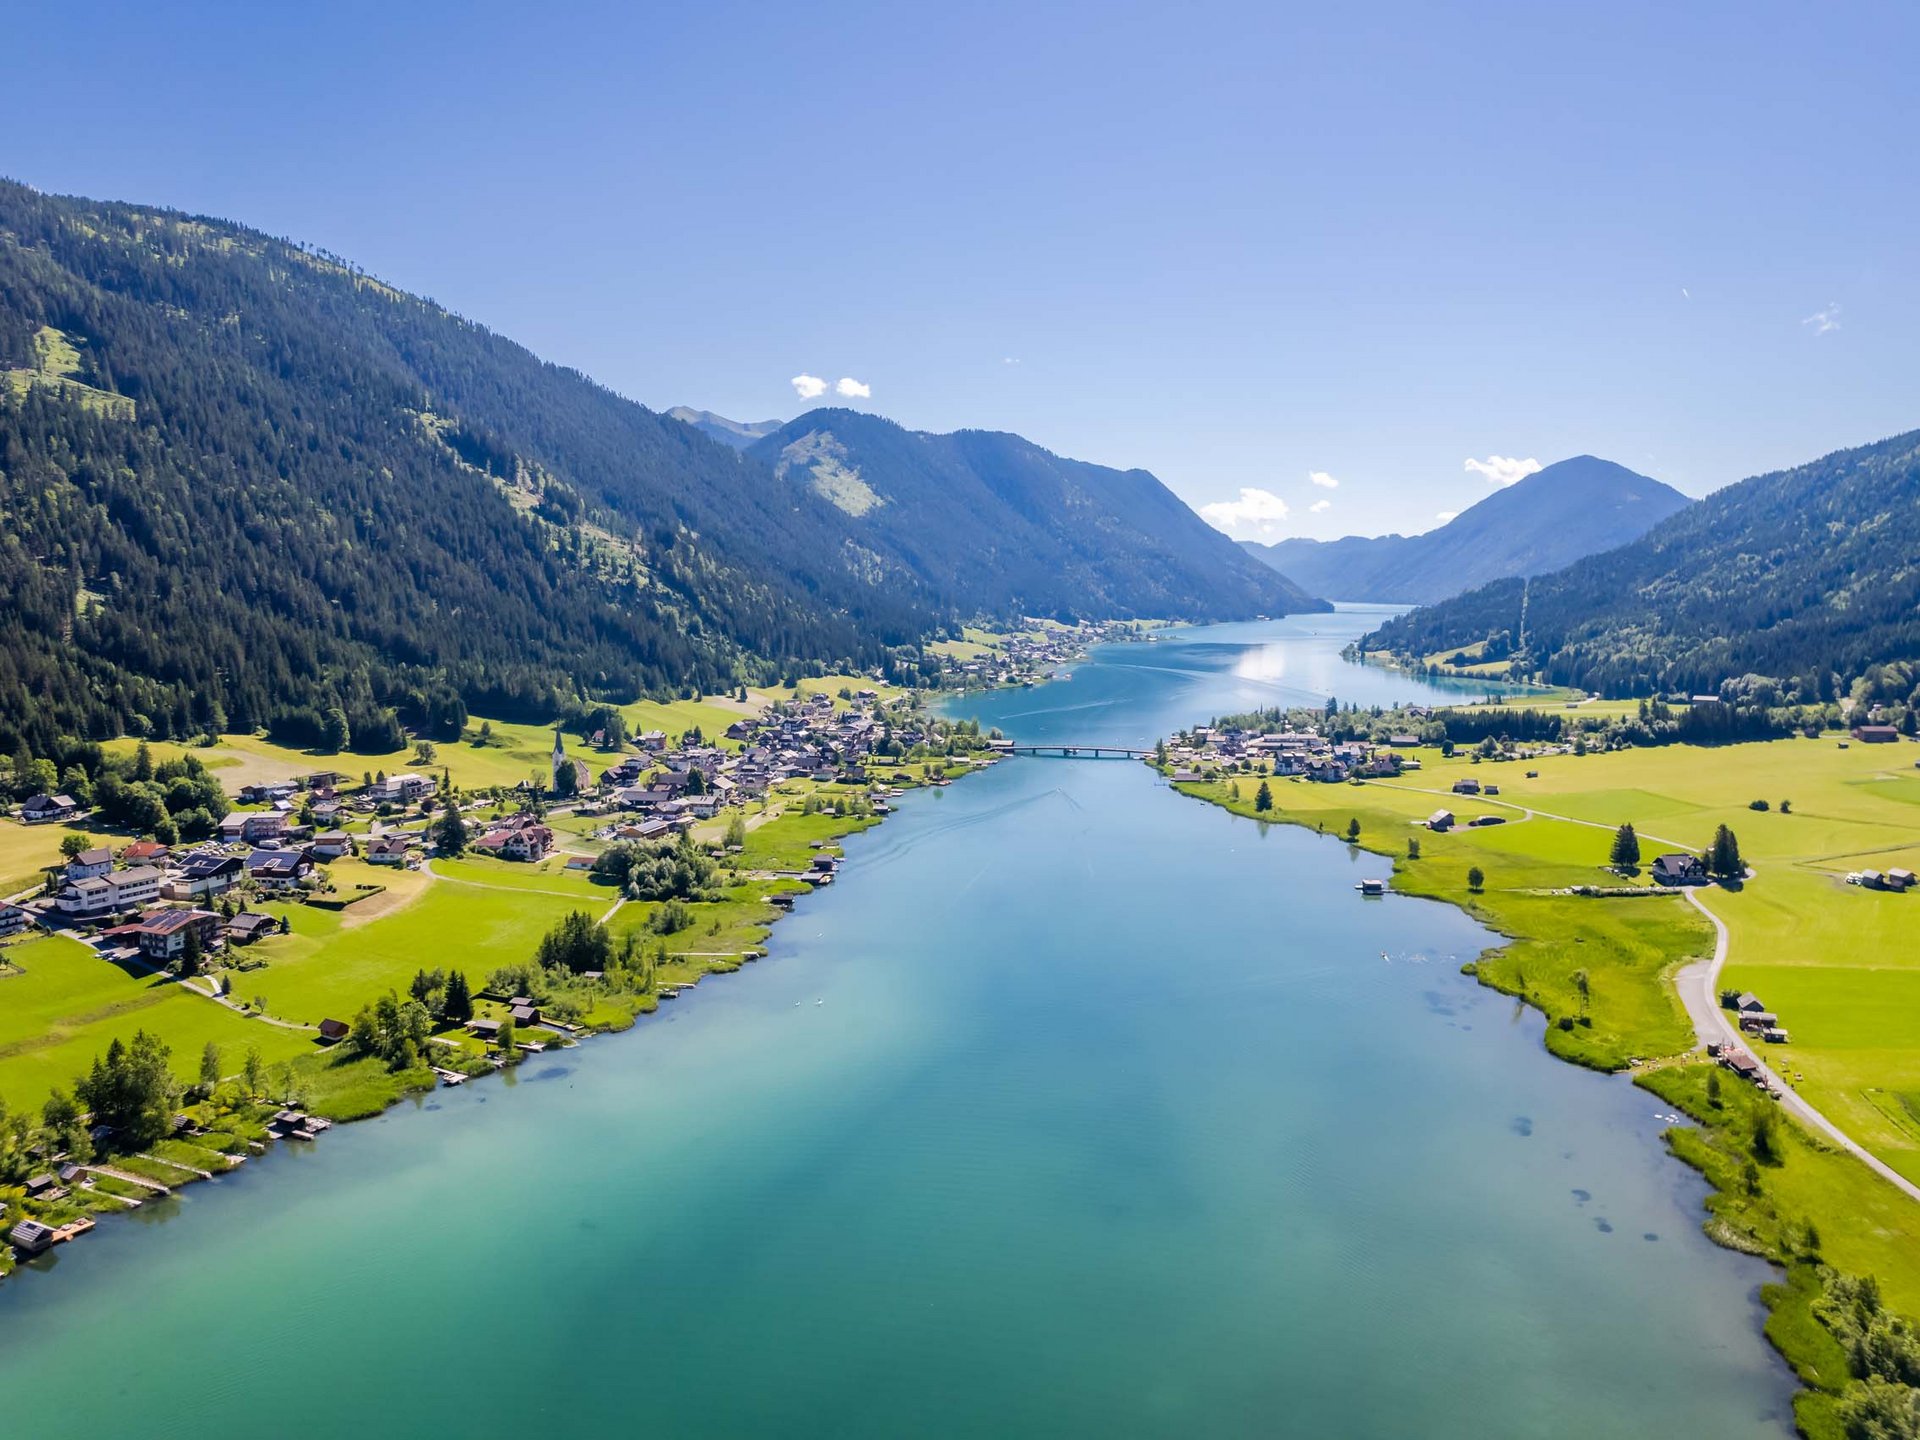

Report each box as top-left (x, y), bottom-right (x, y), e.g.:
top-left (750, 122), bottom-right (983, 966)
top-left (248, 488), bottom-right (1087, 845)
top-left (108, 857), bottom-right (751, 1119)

top-left (0, 609), bottom-right (1794, 1437)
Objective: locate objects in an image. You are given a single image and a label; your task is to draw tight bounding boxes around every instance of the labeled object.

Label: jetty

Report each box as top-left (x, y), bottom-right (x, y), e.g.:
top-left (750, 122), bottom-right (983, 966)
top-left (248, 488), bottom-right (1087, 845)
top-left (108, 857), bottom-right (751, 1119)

top-left (996, 743), bottom-right (1153, 760)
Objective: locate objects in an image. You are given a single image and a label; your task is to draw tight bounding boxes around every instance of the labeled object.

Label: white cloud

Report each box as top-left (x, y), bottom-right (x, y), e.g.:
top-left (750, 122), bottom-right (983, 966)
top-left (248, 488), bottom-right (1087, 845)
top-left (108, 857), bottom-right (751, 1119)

top-left (835, 376), bottom-right (872, 398)
top-left (1003, 356), bottom-right (1021, 366)
top-left (1200, 487), bottom-right (1291, 535)
top-left (1309, 499), bottom-right (1332, 513)
top-left (1308, 470), bottom-right (1339, 490)
top-left (1463, 454), bottom-right (1543, 487)
top-left (1435, 510), bottom-right (1458, 523)
top-left (791, 374), bottom-right (828, 400)
top-left (1803, 303), bottom-right (1841, 335)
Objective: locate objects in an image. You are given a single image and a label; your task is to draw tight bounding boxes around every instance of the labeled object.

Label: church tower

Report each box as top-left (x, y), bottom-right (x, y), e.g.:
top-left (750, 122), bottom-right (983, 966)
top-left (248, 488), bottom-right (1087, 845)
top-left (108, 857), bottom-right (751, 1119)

top-left (551, 726), bottom-right (567, 790)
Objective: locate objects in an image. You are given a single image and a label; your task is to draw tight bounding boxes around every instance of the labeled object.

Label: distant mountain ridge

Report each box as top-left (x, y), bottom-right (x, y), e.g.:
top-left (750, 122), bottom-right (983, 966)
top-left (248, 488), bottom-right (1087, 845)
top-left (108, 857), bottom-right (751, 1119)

top-left (665, 407), bottom-right (782, 450)
top-left (734, 408), bottom-right (1328, 622)
top-left (1239, 455), bottom-right (1691, 604)
top-left (1361, 428), bottom-right (1920, 697)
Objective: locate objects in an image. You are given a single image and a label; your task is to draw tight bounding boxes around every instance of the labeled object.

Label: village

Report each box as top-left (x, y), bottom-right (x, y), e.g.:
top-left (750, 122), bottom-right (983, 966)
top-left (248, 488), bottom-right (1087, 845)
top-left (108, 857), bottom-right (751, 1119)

top-left (0, 686), bottom-right (1001, 1271)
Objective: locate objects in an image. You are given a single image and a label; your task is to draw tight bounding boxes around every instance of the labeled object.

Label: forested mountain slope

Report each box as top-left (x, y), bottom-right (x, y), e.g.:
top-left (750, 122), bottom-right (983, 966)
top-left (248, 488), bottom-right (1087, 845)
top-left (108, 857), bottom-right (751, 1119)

top-left (745, 409), bottom-right (1326, 621)
top-left (0, 181), bottom-right (948, 753)
top-left (1241, 456), bottom-right (1690, 604)
top-left (1361, 430), bottom-right (1920, 697)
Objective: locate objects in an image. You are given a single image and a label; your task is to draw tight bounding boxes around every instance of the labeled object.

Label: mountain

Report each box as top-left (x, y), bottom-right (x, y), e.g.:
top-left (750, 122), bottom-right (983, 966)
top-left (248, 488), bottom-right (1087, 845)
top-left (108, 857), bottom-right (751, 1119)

top-left (743, 409), bottom-right (1327, 622)
top-left (0, 181), bottom-right (947, 753)
top-left (1360, 429), bottom-right (1920, 698)
top-left (665, 407), bottom-right (782, 451)
top-left (1239, 456), bottom-right (1692, 604)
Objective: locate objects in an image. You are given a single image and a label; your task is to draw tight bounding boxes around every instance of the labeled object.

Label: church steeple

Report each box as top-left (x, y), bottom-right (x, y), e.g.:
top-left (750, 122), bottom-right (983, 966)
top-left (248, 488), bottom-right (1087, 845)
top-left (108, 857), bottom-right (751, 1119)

top-left (551, 725), bottom-right (566, 787)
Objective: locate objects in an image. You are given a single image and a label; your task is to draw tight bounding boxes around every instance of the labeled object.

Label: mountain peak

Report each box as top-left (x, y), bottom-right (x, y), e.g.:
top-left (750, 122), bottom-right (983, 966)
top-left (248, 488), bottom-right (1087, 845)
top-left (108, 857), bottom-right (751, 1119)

top-left (665, 407), bottom-right (784, 450)
top-left (1240, 454), bottom-right (1690, 604)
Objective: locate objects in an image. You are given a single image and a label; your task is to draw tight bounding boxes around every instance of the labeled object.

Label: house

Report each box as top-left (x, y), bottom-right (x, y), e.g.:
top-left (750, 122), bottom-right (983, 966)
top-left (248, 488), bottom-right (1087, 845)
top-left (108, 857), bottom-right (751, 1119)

top-left (244, 849), bottom-right (311, 891)
top-left (1651, 853), bottom-right (1708, 887)
top-left (509, 1003), bottom-right (540, 1026)
top-left (0, 903), bottom-right (34, 938)
top-left (1723, 1051), bottom-right (1760, 1079)
top-left (1451, 779), bottom-right (1481, 795)
top-left (1387, 734), bottom-right (1422, 747)
top-left (19, 794), bottom-right (80, 824)
top-left (218, 811), bottom-right (286, 845)
top-left (379, 773), bottom-right (435, 803)
top-left (311, 831), bottom-right (356, 860)
top-left (9, 1219), bottom-right (56, 1255)
top-left (227, 911), bottom-right (280, 945)
top-left (167, 851), bottom-right (243, 899)
top-left (317, 1018), bottom-right (350, 1044)
top-left (129, 908), bottom-right (223, 963)
top-left (120, 840), bottom-right (171, 866)
top-left (1889, 869), bottom-right (1917, 892)
top-left (1860, 870), bottom-right (1888, 891)
top-left (56, 865), bottom-right (164, 918)
top-left (1426, 809), bottom-right (1455, 832)
top-left (1852, 724), bottom-right (1901, 744)
top-left (474, 820), bottom-right (553, 862)
top-left (368, 833), bottom-right (414, 867)
top-left (1734, 992), bottom-right (1767, 1014)
top-left (64, 847), bottom-right (113, 882)
top-left (467, 1017), bottom-right (502, 1040)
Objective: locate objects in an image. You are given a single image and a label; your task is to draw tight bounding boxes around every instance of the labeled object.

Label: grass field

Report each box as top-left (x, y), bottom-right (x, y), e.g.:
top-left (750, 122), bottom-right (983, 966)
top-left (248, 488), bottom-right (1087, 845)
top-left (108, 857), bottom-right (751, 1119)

top-left (0, 934), bottom-right (310, 1107)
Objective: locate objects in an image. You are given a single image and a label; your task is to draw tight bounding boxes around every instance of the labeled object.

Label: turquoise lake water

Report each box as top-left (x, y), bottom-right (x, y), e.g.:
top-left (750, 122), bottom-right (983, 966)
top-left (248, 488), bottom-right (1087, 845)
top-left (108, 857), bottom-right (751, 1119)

top-left (0, 610), bottom-right (1795, 1436)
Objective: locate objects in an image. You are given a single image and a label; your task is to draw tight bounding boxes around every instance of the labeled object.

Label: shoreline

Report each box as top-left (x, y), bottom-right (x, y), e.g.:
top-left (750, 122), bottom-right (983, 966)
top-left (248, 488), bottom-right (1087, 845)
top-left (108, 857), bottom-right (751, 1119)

top-left (0, 739), bottom-right (999, 1286)
top-left (1156, 761), bottom-right (1902, 1437)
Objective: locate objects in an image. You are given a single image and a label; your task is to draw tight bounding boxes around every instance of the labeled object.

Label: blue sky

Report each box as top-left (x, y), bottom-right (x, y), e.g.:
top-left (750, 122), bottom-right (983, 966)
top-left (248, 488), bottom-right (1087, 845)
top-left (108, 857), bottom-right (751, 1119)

top-left (11, 1), bottom-right (1919, 540)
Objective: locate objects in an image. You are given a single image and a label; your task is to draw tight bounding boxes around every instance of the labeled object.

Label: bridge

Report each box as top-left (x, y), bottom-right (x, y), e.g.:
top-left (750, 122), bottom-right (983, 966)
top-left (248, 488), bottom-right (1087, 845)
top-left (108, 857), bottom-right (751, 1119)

top-left (994, 743), bottom-right (1154, 759)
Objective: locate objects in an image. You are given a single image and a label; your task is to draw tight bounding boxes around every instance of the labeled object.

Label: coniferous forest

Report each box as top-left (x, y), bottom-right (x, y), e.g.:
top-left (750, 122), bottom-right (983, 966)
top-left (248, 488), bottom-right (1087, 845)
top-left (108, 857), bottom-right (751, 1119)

top-left (0, 180), bottom-right (947, 754)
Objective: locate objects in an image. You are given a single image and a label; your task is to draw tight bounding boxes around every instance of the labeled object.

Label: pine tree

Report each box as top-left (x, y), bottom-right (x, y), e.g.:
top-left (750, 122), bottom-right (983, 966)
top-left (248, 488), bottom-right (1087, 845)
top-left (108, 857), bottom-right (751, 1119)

top-left (1707, 824), bottom-right (1744, 879)
top-left (1609, 822), bottom-right (1640, 870)
top-left (1254, 779), bottom-right (1273, 812)
top-left (435, 804), bottom-right (470, 856)
top-left (443, 970), bottom-right (474, 1024)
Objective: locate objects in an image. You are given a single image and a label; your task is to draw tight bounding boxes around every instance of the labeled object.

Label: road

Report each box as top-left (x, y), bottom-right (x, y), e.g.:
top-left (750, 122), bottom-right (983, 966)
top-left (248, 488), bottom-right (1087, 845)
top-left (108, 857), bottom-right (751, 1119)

top-left (1368, 775), bottom-right (1920, 1204)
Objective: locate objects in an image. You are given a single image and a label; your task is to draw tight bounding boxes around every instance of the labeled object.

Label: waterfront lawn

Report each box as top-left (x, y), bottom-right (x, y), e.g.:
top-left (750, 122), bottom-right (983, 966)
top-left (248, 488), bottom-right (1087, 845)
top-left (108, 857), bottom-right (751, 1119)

top-left (736, 807), bottom-right (876, 872)
top-left (431, 854), bottom-right (610, 899)
top-left (0, 934), bottom-right (309, 1108)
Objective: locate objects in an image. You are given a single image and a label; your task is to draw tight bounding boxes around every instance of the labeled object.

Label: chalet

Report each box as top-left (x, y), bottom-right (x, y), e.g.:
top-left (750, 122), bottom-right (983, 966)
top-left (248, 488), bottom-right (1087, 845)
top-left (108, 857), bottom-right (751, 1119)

top-left (22, 1173), bottom-right (58, 1199)
top-left (167, 851), bottom-right (243, 899)
top-left (129, 908), bottom-right (223, 963)
top-left (311, 832), bottom-right (356, 860)
top-left (1734, 992), bottom-right (1768, 1014)
top-left (1651, 853), bottom-right (1707, 887)
top-left (120, 839), bottom-right (171, 866)
top-left (467, 1018), bottom-right (502, 1040)
top-left (1722, 1051), bottom-right (1761, 1079)
top-left (306, 771), bottom-right (350, 791)
top-left (1426, 809), bottom-right (1455, 832)
top-left (236, 783), bottom-right (297, 805)
top-left (244, 849), bottom-right (311, 891)
top-left (1889, 869), bottom-right (1917, 892)
top-left (1860, 870), bottom-right (1888, 891)
top-left (1852, 724), bottom-right (1901, 744)
top-left (366, 836), bottom-right (413, 867)
top-left (509, 1003), bottom-right (540, 1026)
top-left (64, 847), bottom-right (113, 882)
top-left (1451, 779), bottom-right (1481, 795)
top-left (638, 730), bottom-right (668, 751)
top-left (56, 865), bottom-right (163, 918)
top-left (0, 903), bottom-right (34, 938)
top-left (19, 794), bottom-right (80, 824)
top-left (317, 1018), bottom-right (350, 1044)
top-left (227, 911), bottom-right (280, 945)
top-left (474, 821), bottom-right (553, 863)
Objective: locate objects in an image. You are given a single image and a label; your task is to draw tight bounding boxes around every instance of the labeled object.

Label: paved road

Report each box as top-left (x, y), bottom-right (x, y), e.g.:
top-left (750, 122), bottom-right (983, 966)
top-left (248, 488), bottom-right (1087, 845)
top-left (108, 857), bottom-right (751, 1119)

top-left (1369, 775), bottom-right (1920, 1204)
